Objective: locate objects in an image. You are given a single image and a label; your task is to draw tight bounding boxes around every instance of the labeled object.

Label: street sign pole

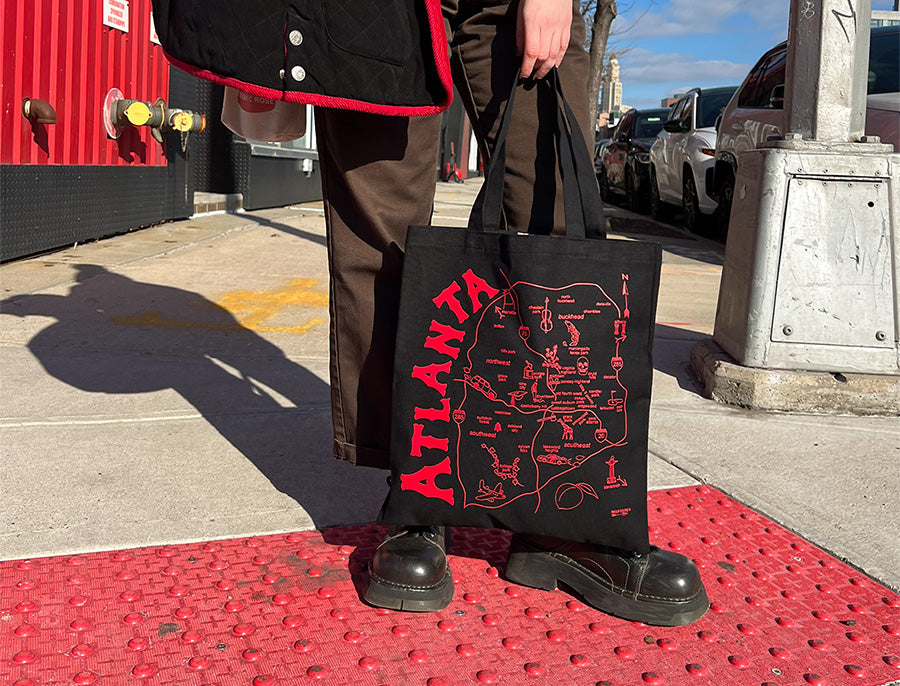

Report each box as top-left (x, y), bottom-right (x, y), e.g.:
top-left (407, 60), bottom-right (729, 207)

top-left (709, 0), bottom-right (899, 380)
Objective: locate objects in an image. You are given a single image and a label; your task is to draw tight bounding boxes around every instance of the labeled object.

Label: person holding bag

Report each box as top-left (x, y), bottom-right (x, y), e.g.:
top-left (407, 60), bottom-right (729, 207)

top-left (153, 0), bottom-right (709, 626)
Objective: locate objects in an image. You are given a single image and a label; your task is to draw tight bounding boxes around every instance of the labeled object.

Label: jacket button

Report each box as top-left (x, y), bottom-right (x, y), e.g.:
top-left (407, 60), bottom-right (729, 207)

top-left (291, 66), bottom-right (306, 82)
top-left (289, 30), bottom-right (303, 46)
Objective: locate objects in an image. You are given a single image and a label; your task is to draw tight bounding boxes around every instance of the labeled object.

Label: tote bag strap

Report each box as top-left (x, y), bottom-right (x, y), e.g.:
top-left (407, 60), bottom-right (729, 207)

top-left (471, 68), bottom-right (606, 239)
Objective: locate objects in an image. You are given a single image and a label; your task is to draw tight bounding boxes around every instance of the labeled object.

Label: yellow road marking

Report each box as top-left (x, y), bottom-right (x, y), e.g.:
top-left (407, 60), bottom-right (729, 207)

top-left (115, 279), bottom-right (328, 334)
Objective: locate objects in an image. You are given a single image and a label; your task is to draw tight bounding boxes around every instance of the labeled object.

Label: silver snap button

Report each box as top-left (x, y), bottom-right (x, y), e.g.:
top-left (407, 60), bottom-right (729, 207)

top-left (291, 66), bottom-right (306, 82)
top-left (279, 68), bottom-right (285, 80)
top-left (289, 30), bottom-right (303, 46)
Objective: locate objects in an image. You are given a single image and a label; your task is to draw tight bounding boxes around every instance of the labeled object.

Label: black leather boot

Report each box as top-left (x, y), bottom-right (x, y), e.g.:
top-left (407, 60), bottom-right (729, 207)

top-left (504, 534), bottom-right (709, 626)
top-left (364, 525), bottom-right (454, 612)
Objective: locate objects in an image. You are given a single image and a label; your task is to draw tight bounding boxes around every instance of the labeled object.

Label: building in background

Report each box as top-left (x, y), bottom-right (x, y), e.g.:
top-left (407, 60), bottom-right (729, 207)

top-left (600, 54), bottom-right (623, 118)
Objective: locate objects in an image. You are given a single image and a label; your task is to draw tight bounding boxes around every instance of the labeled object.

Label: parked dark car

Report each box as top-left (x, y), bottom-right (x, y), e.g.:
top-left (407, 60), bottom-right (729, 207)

top-left (713, 24), bottom-right (900, 237)
top-left (598, 107), bottom-right (669, 212)
top-left (593, 137), bottom-right (612, 177)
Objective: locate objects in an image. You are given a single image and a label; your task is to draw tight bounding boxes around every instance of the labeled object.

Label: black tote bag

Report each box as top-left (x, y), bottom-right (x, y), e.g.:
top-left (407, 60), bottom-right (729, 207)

top-left (380, 73), bottom-right (660, 551)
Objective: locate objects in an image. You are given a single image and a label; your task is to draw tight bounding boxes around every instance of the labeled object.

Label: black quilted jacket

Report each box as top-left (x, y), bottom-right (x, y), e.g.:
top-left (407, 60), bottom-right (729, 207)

top-left (151, 0), bottom-right (452, 115)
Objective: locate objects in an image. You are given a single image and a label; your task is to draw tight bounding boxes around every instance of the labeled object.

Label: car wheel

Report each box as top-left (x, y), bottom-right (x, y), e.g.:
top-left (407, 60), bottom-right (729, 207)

top-left (713, 169), bottom-right (734, 241)
top-left (649, 168), bottom-right (668, 220)
top-left (599, 167), bottom-right (611, 202)
top-left (682, 172), bottom-right (705, 234)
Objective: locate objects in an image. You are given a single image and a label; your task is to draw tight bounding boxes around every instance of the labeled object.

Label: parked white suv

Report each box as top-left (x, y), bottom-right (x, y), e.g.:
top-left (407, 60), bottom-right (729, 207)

top-left (713, 25), bottom-right (900, 238)
top-left (648, 86), bottom-right (737, 233)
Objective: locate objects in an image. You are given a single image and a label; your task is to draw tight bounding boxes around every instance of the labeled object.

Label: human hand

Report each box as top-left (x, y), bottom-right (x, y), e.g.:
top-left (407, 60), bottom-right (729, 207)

top-left (516, 0), bottom-right (572, 80)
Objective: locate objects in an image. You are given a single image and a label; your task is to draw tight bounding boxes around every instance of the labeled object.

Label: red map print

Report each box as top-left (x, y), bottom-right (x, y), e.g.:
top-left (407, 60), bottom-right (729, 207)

top-left (452, 274), bottom-right (633, 515)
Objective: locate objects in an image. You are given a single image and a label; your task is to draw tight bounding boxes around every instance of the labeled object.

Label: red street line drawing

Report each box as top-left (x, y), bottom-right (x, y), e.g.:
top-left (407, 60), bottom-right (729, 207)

top-left (611, 508), bottom-right (631, 517)
top-left (565, 320), bottom-right (580, 346)
top-left (603, 455), bottom-right (627, 489)
top-left (476, 480), bottom-right (505, 502)
top-left (572, 412), bottom-right (590, 426)
top-left (577, 383), bottom-right (596, 408)
top-left (621, 274), bottom-right (630, 319)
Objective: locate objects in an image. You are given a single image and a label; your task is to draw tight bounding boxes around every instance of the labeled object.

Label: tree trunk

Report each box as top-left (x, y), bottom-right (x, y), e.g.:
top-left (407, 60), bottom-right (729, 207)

top-left (587, 0), bottom-right (618, 135)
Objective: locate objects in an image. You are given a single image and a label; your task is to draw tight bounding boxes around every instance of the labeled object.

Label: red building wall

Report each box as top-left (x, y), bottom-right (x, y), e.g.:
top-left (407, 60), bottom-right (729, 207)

top-left (1, 0), bottom-right (169, 166)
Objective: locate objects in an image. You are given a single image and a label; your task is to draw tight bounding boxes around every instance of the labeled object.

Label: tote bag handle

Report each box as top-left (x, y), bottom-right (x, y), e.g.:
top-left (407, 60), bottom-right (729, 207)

top-left (470, 68), bottom-right (606, 240)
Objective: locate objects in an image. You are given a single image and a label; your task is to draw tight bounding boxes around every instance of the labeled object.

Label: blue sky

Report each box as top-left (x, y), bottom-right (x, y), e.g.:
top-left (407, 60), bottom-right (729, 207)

top-left (607, 0), bottom-right (896, 110)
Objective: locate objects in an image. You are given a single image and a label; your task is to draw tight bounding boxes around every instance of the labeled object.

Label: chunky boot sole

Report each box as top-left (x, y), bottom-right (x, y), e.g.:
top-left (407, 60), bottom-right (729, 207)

top-left (364, 566), bottom-right (454, 612)
top-left (505, 548), bottom-right (709, 627)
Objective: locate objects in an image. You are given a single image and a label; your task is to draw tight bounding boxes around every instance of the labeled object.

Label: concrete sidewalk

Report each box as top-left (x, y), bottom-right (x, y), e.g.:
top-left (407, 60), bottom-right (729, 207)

top-left (1, 180), bottom-right (897, 594)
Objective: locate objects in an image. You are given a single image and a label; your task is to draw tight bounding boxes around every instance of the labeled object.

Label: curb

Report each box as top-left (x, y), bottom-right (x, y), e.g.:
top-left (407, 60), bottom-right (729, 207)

top-left (690, 338), bottom-right (900, 416)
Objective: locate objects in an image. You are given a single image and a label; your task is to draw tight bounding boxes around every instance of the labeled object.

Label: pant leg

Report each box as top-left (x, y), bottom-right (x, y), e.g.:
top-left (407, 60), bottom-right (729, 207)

top-left (447, 0), bottom-right (592, 234)
top-left (316, 109), bottom-right (441, 468)
top-left (316, 0), bottom-right (591, 469)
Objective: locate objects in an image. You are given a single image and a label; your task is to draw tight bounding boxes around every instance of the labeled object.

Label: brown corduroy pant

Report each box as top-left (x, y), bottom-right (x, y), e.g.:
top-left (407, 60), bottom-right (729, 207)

top-left (315, 0), bottom-right (592, 469)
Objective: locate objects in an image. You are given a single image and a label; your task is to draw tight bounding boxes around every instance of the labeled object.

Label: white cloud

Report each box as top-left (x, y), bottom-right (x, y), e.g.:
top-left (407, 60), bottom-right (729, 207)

top-left (617, 0), bottom-right (789, 40)
top-left (618, 48), bottom-right (751, 86)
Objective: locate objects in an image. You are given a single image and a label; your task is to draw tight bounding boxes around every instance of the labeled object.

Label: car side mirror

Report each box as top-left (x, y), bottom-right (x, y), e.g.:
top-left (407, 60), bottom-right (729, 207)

top-left (769, 84), bottom-right (785, 109)
top-left (715, 114), bottom-right (723, 132)
top-left (663, 120), bottom-right (684, 133)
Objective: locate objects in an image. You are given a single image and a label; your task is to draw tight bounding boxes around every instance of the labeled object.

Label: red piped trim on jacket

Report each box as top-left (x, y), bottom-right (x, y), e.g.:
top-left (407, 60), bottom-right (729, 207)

top-left (164, 0), bottom-right (453, 117)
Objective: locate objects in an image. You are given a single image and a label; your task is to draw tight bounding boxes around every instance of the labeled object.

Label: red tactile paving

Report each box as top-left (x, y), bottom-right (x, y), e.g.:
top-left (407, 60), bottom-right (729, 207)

top-left (2, 486), bottom-right (899, 686)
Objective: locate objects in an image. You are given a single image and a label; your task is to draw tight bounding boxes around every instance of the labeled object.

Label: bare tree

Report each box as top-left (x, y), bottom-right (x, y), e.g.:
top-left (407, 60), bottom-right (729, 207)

top-left (582, 0), bottom-right (653, 133)
top-left (583, 0), bottom-right (618, 133)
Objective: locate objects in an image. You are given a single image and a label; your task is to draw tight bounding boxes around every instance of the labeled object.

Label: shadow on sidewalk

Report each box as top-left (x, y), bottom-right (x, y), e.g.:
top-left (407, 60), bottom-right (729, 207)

top-left (653, 324), bottom-right (706, 394)
top-left (606, 212), bottom-right (725, 267)
top-left (240, 212), bottom-right (327, 247)
top-left (1, 264), bottom-right (382, 528)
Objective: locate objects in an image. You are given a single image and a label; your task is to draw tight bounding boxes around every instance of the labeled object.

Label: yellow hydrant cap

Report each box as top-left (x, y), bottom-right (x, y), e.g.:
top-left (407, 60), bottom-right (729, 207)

top-left (172, 112), bottom-right (193, 132)
top-left (124, 102), bottom-right (152, 126)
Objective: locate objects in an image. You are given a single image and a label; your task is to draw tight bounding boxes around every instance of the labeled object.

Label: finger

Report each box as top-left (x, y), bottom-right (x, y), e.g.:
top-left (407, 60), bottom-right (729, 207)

top-left (520, 29), bottom-right (542, 78)
top-left (555, 29), bottom-right (569, 69)
top-left (534, 31), bottom-right (558, 79)
top-left (521, 50), bottom-right (537, 79)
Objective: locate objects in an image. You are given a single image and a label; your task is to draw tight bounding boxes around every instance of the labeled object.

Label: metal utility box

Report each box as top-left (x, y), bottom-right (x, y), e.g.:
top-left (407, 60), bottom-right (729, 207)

top-left (713, 144), bottom-right (900, 375)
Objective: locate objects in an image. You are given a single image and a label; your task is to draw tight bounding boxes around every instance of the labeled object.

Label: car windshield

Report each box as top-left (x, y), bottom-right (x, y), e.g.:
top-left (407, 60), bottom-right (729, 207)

top-left (634, 114), bottom-right (665, 138)
top-left (696, 89), bottom-right (737, 128)
top-left (869, 29), bottom-right (899, 95)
